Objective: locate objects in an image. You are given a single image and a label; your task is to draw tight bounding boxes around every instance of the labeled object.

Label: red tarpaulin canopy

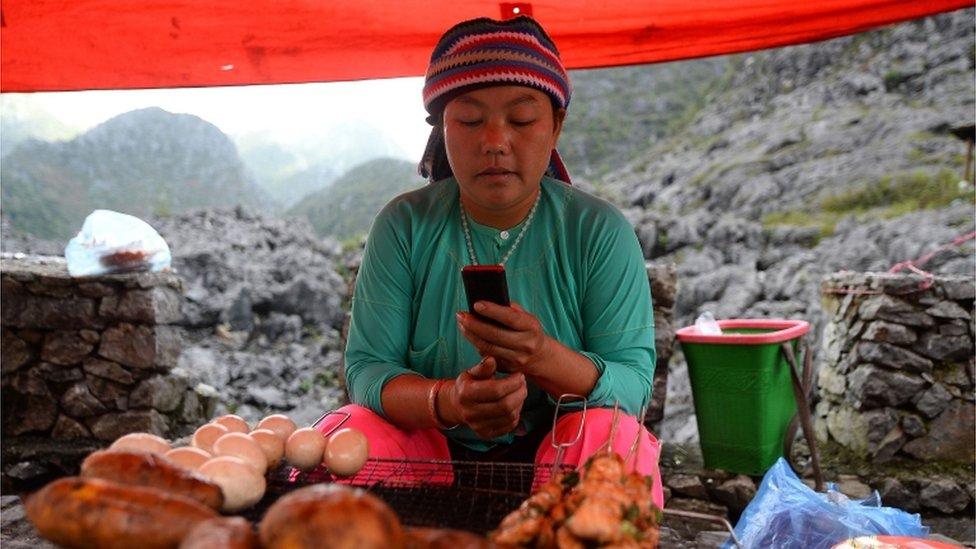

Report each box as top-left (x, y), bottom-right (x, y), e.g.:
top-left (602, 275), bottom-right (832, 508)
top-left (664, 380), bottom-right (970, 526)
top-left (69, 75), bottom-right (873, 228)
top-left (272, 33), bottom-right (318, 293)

top-left (0, 0), bottom-right (970, 92)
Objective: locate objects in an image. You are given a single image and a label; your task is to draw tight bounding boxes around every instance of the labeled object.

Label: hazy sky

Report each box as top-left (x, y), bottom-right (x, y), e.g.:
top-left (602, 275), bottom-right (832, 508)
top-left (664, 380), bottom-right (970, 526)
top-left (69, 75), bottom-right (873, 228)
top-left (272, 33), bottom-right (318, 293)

top-left (5, 77), bottom-right (432, 160)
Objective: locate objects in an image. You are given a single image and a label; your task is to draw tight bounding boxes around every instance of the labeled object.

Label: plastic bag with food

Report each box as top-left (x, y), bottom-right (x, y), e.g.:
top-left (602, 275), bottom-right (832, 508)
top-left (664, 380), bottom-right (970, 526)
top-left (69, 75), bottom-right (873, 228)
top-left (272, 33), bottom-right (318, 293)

top-left (64, 210), bottom-right (172, 276)
top-left (725, 458), bottom-right (928, 549)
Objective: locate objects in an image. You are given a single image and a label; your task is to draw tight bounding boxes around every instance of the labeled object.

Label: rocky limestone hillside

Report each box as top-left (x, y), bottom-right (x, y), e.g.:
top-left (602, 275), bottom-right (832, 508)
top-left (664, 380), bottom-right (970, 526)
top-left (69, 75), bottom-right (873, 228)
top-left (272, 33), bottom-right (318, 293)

top-left (151, 207), bottom-right (352, 426)
top-left (599, 10), bottom-right (976, 442)
top-left (1, 107), bottom-right (272, 240)
top-left (561, 58), bottom-right (731, 180)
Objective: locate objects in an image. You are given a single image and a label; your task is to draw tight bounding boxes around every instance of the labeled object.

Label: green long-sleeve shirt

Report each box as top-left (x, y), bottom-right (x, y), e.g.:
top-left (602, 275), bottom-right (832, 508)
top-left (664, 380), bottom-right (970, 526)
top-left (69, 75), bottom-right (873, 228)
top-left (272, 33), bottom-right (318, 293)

top-left (344, 176), bottom-right (655, 451)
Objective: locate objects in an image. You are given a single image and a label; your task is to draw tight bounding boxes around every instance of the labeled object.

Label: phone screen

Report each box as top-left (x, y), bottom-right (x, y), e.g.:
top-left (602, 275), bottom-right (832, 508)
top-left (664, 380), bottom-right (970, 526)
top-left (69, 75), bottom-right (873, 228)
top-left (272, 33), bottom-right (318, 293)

top-left (461, 265), bottom-right (510, 320)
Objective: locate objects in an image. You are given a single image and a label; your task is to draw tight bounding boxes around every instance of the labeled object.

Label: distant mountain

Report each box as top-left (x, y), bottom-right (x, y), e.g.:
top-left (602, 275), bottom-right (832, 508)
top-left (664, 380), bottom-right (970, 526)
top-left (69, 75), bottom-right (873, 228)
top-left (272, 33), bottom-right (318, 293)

top-left (237, 137), bottom-right (306, 190)
top-left (237, 134), bottom-right (319, 210)
top-left (286, 158), bottom-right (425, 240)
top-left (237, 133), bottom-right (342, 209)
top-left (273, 163), bottom-right (342, 210)
top-left (1, 107), bottom-right (272, 239)
top-left (236, 122), bottom-right (409, 209)
top-left (0, 96), bottom-right (78, 158)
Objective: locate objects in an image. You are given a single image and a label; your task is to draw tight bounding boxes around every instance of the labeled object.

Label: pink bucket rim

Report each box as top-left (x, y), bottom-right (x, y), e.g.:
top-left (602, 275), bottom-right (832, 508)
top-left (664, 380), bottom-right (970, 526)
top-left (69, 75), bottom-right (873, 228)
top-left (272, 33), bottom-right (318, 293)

top-left (675, 319), bottom-right (810, 345)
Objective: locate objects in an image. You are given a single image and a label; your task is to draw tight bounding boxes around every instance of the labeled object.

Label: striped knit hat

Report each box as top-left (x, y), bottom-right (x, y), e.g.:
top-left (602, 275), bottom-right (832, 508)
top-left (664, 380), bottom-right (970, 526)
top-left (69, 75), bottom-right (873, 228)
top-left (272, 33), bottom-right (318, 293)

top-left (418, 16), bottom-right (572, 184)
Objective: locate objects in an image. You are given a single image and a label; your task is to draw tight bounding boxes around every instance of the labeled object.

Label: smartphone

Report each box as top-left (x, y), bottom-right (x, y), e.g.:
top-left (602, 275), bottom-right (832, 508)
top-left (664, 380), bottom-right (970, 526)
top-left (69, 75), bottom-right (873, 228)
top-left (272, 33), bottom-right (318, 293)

top-left (461, 265), bottom-right (510, 322)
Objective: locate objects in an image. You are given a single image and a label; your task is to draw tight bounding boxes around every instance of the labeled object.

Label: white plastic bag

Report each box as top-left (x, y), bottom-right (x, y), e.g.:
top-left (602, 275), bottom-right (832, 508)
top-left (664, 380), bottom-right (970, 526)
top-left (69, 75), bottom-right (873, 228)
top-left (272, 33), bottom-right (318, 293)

top-left (64, 210), bottom-right (171, 276)
top-left (695, 311), bottom-right (723, 335)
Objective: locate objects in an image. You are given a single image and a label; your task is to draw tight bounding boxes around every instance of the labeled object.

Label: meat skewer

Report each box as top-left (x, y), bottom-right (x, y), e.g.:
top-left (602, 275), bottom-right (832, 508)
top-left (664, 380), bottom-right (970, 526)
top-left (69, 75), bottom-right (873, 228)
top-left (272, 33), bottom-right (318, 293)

top-left (493, 399), bottom-right (662, 548)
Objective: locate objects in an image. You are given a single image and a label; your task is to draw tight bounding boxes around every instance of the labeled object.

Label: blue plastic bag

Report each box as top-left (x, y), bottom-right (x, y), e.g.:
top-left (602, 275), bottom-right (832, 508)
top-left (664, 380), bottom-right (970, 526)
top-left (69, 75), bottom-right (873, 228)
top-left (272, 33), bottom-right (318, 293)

top-left (64, 210), bottom-right (171, 277)
top-left (724, 458), bottom-right (928, 549)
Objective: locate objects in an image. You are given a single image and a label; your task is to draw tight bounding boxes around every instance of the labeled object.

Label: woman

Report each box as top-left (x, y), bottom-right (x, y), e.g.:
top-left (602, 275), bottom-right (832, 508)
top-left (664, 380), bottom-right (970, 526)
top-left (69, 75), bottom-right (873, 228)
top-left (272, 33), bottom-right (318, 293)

top-left (319, 15), bottom-right (663, 508)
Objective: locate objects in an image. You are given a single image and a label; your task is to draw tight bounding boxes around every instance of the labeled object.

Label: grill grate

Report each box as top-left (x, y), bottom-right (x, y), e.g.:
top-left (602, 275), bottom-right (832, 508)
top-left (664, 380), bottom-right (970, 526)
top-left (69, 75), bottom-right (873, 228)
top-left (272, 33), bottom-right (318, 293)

top-left (248, 458), bottom-right (570, 534)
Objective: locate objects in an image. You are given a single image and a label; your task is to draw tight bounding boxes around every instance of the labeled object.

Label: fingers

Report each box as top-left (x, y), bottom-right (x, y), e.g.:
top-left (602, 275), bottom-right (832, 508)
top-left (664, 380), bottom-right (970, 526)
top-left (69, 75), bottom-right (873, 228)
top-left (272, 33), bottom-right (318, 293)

top-left (459, 371), bottom-right (524, 404)
top-left (459, 326), bottom-right (518, 363)
top-left (463, 383), bottom-right (528, 439)
top-left (469, 415), bottom-right (521, 439)
top-left (458, 312), bottom-right (530, 353)
top-left (466, 356), bottom-right (497, 379)
top-left (458, 314), bottom-right (547, 373)
top-left (470, 301), bottom-right (534, 330)
top-left (461, 379), bottom-right (527, 417)
top-left (454, 367), bottom-right (528, 439)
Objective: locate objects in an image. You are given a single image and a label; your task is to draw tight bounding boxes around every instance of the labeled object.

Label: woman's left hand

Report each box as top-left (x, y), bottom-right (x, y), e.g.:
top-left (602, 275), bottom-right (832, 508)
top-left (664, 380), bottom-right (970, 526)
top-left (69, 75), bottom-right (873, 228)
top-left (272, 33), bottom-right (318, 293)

top-left (456, 301), bottom-right (552, 374)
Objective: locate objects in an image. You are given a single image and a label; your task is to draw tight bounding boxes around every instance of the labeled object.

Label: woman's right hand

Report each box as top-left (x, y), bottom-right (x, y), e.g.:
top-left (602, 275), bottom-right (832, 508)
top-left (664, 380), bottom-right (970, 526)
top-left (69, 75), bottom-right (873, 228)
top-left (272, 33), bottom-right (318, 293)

top-left (441, 357), bottom-right (528, 439)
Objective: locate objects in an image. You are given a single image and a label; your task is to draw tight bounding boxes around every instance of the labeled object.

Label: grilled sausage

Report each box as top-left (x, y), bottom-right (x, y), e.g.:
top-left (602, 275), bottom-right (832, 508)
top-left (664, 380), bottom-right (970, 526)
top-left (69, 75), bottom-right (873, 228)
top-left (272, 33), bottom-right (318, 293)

top-left (81, 449), bottom-right (224, 510)
top-left (259, 483), bottom-right (405, 549)
top-left (180, 517), bottom-right (259, 549)
top-left (25, 476), bottom-right (218, 549)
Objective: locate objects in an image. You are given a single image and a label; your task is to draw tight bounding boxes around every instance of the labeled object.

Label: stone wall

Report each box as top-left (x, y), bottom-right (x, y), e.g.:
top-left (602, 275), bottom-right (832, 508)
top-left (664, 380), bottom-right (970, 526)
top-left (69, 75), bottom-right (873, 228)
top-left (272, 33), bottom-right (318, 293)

top-left (647, 262), bottom-right (677, 431)
top-left (817, 271), bottom-right (974, 462)
top-left (816, 271), bottom-right (975, 518)
top-left (1, 254), bottom-right (216, 489)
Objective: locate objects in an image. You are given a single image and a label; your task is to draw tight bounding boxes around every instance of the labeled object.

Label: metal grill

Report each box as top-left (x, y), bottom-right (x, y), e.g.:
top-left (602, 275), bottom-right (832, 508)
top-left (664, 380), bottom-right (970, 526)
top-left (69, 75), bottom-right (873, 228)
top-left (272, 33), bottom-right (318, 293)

top-left (245, 400), bottom-right (740, 546)
top-left (249, 459), bottom-right (570, 534)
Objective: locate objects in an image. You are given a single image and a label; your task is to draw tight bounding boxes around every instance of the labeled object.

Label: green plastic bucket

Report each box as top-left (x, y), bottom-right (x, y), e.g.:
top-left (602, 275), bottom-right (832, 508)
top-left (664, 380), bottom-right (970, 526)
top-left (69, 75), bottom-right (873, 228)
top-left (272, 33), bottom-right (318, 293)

top-left (676, 319), bottom-right (810, 475)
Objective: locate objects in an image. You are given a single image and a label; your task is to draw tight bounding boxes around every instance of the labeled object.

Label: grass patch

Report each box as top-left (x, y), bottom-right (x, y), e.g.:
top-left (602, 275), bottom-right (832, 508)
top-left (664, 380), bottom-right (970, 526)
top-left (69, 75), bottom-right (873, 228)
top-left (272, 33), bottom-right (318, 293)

top-left (763, 210), bottom-right (837, 239)
top-left (763, 169), bottom-right (974, 237)
top-left (821, 169), bottom-right (972, 213)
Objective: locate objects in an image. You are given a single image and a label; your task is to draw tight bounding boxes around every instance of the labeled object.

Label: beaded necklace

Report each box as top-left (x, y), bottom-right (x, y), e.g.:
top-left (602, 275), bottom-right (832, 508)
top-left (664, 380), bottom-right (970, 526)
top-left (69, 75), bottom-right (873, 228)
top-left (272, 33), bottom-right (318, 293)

top-left (460, 190), bottom-right (542, 266)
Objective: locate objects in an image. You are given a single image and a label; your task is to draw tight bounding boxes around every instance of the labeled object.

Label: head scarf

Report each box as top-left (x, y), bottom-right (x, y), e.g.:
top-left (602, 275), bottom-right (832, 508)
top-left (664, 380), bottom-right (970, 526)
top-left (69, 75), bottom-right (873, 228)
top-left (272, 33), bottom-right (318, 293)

top-left (418, 16), bottom-right (572, 184)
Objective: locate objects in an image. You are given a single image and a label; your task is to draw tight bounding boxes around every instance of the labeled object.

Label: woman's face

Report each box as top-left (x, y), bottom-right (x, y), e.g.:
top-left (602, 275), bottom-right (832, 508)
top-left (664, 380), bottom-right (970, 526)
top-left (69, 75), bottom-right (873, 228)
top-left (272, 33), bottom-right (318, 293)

top-left (443, 86), bottom-right (564, 219)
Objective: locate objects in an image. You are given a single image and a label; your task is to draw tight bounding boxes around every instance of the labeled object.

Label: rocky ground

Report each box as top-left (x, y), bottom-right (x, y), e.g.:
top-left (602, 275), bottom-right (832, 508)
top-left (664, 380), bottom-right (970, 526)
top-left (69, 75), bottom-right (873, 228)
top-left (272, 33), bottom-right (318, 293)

top-left (151, 207), bottom-right (354, 427)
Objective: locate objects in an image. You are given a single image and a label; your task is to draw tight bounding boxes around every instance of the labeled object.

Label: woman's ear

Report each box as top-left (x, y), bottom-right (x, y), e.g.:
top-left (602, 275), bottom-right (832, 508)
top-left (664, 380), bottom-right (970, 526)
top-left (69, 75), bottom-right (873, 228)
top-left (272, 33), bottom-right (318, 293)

top-left (552, 107), bottom-right (566, 143)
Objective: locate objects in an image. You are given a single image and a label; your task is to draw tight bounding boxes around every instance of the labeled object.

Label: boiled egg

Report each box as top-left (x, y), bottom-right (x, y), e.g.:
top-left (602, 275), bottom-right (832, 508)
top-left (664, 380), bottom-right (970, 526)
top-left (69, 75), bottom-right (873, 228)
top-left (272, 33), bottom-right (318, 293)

top-left (250, 428), bottom-right (285, 469)
top-left (212, 432), bottom-right (267, 475)
top-left (284, 428), bottom-right (326, 472)
top-left (198, 456), bottom-right (266, 512)
top-left (192, 422), bottom-right (229, 454)
top-left (110, 432), bottom-right (171, 455)
top-left (213, 414), bottom-right (250, 434)
top-left (324, 427), bottom-right (369, 477)
top-left (164, 446), bottom-right (211, 471)
top-left (256, 414), bottom-right (297, 442)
